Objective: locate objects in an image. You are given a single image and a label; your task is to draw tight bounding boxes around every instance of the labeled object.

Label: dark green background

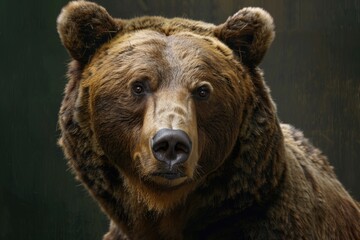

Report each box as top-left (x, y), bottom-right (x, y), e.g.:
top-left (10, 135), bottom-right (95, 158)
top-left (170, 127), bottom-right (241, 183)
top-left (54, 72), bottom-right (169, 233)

top-left (1, 0), bottom-right (359, 239)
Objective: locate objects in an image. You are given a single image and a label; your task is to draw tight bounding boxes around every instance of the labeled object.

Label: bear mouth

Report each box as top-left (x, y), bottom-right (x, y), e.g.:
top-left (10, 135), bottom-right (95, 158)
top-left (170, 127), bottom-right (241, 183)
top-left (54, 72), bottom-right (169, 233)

top-left (152, 171), bottom-right (186, 180)
top-left (146, 171), bottom-right (189, 189)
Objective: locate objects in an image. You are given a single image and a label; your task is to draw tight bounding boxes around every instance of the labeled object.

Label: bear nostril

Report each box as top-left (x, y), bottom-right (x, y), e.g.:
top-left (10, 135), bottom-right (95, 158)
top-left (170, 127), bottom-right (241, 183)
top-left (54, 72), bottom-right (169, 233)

top-left (152, 141), bottom-right (169, 153)
top-left (175, 142), bottom-right (190, 153)
top-left (151, 129), bottom-right (192, 165)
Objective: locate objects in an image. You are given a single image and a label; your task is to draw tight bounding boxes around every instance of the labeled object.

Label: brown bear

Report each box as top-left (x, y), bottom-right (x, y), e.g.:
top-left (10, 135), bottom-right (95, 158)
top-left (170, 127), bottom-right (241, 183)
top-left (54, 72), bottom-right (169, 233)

top-left (57, 1), bottom-right (360, 239)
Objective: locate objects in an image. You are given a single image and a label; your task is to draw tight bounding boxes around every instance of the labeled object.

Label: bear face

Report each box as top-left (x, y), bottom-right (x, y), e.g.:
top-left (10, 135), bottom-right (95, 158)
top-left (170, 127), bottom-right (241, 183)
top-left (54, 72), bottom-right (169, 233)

top-left (85, 30), bottom-right (244, 188)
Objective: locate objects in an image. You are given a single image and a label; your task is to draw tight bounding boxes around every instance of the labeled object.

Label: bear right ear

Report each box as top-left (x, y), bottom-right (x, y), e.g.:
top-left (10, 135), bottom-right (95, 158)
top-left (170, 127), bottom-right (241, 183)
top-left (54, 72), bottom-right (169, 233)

top-left (214, 7), bottom-right (275, 67)
top-left (57, 1), bottom-right (121, 63)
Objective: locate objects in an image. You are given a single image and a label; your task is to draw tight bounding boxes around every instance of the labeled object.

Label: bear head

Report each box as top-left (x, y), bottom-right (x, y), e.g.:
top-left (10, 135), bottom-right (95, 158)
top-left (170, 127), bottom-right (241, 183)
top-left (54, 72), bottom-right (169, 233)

top-left (57, 1), bottom-right (276, 212)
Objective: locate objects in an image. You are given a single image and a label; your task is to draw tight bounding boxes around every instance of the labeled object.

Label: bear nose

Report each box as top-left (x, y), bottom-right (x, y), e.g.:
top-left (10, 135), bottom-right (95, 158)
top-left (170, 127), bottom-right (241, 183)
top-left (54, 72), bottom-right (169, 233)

top-left (151, 129), bottom-right (192, 166)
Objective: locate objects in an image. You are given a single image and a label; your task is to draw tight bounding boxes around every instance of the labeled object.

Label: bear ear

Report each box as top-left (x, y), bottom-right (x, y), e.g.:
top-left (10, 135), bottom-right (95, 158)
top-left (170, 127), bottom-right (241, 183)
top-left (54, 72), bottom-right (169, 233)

top-left (214, 7), bottom-right (275, 67)
top-left (57, 1), bottom-right (121, 63)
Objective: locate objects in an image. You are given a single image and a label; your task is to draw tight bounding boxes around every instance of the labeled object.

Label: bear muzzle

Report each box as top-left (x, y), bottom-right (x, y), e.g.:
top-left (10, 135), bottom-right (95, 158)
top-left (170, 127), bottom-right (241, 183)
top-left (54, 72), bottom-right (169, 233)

top-left (134, 90), bottom-right (199, 184)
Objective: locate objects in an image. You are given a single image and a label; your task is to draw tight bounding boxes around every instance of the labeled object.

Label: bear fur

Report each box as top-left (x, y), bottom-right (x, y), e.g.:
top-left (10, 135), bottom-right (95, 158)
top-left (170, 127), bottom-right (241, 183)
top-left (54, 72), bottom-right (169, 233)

top-left (57, 1), bottom-right (360, 239)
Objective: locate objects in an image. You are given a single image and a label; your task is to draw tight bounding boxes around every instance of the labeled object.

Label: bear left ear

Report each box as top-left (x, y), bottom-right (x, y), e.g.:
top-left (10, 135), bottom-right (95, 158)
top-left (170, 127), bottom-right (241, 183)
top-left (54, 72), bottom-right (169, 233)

top-left (214, 7), bottom-right (275, 67)
top-left (57, 1), bottom-right (121, 63)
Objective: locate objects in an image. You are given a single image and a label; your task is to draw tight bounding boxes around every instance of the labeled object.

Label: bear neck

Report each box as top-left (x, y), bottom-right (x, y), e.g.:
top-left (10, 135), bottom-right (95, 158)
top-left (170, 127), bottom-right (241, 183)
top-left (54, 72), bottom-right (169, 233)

top-left (238, 74), bottom-right (286, 204)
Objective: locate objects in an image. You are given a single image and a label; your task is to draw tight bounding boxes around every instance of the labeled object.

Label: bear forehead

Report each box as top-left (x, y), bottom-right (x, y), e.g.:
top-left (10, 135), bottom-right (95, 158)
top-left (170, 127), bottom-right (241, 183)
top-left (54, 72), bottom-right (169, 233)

top-left (99, 29), bottom-right (234, 60)
top-left (85, 29), bottom-right (238, 85)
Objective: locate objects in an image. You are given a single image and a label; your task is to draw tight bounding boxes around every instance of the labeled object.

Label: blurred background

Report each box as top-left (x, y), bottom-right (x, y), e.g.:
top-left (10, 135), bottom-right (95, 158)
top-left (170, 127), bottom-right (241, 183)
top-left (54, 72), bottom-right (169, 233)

top-left (1, 0), bottom-right (359, 239)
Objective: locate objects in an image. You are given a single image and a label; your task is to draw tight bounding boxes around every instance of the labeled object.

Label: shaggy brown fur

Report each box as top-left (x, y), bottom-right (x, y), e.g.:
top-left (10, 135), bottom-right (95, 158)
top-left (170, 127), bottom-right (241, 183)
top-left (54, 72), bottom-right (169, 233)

top-left (57, 1), bottom-right (360, 239)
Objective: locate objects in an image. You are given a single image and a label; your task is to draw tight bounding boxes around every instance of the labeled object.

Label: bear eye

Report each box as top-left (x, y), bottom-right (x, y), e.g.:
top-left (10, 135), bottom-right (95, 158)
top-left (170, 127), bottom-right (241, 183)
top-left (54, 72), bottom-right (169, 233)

top-left (195, 85), bottom-right (211, 100)
top-left (132, 82), bottom-right (146, 96)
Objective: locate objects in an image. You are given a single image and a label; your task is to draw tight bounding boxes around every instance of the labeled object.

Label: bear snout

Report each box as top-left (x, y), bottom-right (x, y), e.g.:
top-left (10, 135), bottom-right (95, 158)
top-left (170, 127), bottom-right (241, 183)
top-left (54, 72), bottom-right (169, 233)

top-left (151, 128), bottom-right (192, 171)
